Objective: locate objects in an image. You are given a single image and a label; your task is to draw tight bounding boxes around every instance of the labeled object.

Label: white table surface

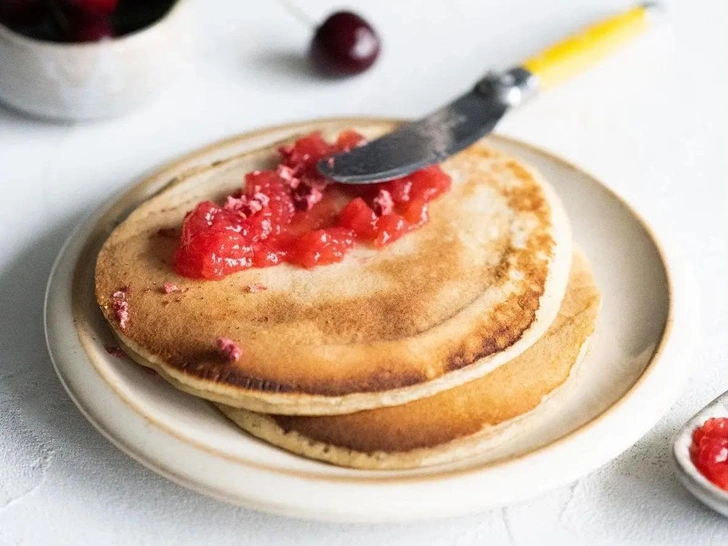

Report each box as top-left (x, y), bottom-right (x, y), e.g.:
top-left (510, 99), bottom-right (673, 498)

top-left (1, 0), bottom-right (726, 544)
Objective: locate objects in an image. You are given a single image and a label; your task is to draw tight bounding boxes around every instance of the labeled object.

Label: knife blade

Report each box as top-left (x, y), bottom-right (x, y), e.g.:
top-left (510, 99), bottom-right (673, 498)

top-left (318, 3), bottom-right (656, 184)
top-left (317, 68), bottom-right (533, 184)
top-left (317, 77), bottom-right (516, 184)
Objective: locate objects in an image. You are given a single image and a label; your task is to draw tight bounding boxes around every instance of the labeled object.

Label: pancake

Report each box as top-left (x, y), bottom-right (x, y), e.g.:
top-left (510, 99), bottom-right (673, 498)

top-left (95, 120), bottom-right (572, 415)
top-left (217, 248), bottom-right (600, 469)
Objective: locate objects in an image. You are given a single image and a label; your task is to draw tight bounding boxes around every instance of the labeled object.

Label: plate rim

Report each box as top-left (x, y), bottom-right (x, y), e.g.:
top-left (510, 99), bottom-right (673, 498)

top-left (44, 117), bottom-right (696, 521)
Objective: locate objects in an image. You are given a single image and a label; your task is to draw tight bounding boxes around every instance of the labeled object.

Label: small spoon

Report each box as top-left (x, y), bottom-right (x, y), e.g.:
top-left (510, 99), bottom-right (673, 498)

top-left (673, 390), bottom-right (728, 517)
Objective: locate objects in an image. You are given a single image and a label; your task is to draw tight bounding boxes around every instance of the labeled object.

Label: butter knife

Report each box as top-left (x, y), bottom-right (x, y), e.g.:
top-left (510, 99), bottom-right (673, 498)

top-left (318, 3), bottom-right (657, 184)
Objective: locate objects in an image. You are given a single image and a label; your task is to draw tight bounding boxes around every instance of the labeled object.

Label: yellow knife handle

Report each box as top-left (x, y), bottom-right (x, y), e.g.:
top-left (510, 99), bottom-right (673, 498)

top-left (522, 4), bottom-right (653, 89)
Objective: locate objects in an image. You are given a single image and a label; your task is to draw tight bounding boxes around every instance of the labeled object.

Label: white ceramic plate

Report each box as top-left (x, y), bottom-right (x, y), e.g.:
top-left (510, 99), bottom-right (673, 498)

top-left (45, 118), bottom-right (696, 522)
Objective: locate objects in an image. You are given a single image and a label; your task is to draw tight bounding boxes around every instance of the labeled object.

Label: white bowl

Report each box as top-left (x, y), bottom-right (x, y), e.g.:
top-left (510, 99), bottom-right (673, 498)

top-left (673, 391), bottom-right (728, 517)
top-left (0, 0), bottom-right (192, 121)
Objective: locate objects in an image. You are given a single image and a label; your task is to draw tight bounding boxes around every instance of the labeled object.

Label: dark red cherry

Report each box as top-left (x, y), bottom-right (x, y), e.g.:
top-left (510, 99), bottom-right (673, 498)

top-left (0, 0), bottom-right (45, 26)
top-left (67, 15), bottom-right (113, 41)
top-left (310, 11), bottom-right (380, 76)
top-left (65, 0), bottom-right (118, 17)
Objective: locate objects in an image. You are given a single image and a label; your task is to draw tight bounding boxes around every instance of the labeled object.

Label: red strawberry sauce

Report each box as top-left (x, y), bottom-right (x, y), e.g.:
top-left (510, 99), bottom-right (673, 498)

top-left (690, 417), bottom-right (728, 490)
top-left (173, 130), bottom-right (451, 280)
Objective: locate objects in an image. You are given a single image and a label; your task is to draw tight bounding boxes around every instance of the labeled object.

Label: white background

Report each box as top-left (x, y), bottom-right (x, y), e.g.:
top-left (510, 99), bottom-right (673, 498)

top-left (1, 0), bottom-right (727, 544)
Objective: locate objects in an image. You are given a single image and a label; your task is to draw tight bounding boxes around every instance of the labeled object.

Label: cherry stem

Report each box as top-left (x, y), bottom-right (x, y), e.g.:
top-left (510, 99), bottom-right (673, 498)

top-left (276, 0), bottom-right (317, 29)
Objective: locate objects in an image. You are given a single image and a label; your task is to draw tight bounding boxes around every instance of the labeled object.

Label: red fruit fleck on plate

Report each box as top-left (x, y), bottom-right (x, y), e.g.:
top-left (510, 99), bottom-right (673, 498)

top-left (66, 0), bottom-right (119, 17)
top-left (310, 11), bottom-right (381, 76)
top-left (104, 346), bottom-right (125, 358)
top-left (68, 16), bottom-right (114, 42)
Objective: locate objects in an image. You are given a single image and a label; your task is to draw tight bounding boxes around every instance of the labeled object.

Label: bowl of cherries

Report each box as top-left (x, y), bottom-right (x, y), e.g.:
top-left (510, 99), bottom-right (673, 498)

top-left (0, 0), bottom-right (191, 120)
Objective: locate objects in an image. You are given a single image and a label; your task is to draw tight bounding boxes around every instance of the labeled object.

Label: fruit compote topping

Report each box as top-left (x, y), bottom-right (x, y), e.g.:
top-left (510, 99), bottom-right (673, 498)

top-left (173, 130), bottom-right (452, 280)
top-left (690, 417), bottom-right (728, 490)
top-left (0, 0), bottom-right (176, 43)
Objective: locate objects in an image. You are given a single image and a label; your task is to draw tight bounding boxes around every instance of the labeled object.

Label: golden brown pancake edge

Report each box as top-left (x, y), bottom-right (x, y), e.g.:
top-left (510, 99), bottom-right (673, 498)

top-left (215, 248), bottom-right (600, 469)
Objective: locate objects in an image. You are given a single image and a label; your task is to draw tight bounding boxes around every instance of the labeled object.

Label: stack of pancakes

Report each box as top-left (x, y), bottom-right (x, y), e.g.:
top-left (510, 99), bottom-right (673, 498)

top-left (95, 122), bottom-right (600, 470)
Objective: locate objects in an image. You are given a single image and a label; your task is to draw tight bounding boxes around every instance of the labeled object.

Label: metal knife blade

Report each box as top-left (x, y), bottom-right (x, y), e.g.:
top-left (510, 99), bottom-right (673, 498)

top-left (318, 67), bottom-right (537, 184)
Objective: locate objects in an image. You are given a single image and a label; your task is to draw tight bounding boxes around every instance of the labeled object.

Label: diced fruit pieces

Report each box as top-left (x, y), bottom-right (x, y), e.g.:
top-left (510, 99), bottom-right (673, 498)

top-left (401, 199), bottom-right (429, 227)
top-left (382, 178), bottom-right (412, 204)
top-left (372, 188), bottom-right (394, 216)
top-left (690, 417), bottom-right (728, 491)
top-left (373, 213), bottom-right (409, 247)
top-left (693, 417), bottom-right (728, 445)
top-left (338, 198), bottom-right (377, 240)
top-left (173, 130), bottom-right (452, 279)
top-left (380, 165), bottom-right (450, 205)
top-left (244, 170), bottom-right (295, 227)
top-left (173, 202), bottom-right (253, 279)
top-left (407, 165), bottom-right (452, 201)
top-left (289, 228), bottom-right (356, 268)
top-left (335, 129), bottom-right (366, 152)
top-left (251, 243), bottom-right (286, 268)
top-left (279, 131), bottom-right (331, 177)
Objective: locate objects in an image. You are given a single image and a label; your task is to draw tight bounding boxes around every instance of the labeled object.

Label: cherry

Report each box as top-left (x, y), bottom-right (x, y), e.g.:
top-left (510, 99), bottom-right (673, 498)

top-left (310, 11), bottom-right (380, 76)
top-left (0, 0), bottom-right (45, 26)
top-left (67, 15), bottom-right (113, 42)
top-left (65, 0), bottom-right (119, 17)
